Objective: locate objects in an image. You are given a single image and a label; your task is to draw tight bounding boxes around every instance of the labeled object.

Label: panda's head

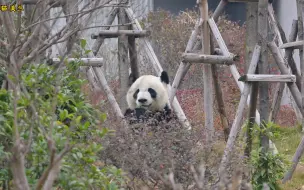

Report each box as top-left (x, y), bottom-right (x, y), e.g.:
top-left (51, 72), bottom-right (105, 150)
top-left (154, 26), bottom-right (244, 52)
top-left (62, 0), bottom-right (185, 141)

top-left (126, 71), bottom-right (170, 112)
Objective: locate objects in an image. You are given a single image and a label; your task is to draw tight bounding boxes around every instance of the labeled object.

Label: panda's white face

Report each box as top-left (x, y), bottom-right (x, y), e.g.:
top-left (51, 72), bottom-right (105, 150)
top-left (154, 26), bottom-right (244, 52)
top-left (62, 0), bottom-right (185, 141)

top-left (134, 87), bottom-right (157, 109)
top-left (126, 71), bottom-right (170, 112)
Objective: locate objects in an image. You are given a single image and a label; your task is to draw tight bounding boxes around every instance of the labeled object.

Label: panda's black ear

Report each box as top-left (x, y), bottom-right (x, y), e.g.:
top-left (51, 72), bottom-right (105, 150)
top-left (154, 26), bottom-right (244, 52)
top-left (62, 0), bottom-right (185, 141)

top-left (160, 71), bottom-right (169, 84)
top-left (128, 73), bottom-right (138, 86)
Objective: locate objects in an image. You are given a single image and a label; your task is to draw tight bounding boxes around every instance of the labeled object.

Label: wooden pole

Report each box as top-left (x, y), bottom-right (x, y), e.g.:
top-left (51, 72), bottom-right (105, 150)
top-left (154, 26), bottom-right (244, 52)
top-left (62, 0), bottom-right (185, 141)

top-left (210, 36), bottom-right (230, 141)
top-left (92, 8), bottom-right (119, 56)
top-left (219, 45), bottom-right (261, 175)
top-left (91, 30), bottom-right (150, 39)
top-left (169, 0), bottom-right (230, 105)
top-left (128, 37), bottom-right (139, 79)
top-left (269, 19), bottom-right (301, 122)
top-left (182, 53), bottom-right (235, 65)
top-left (169, 19), bottom-right (201, 104)
top-left (208, 18), bottom-right (244, 90)
top-left (297, 0), bottom-right (304, 91)
top-left (200, 0), bottom-right (214, 143)
top-left (128, 26), bottom-right (139, 81)
top-left (282, 136), bottom-right (304, 183)
top-left (212, 0), bottom-right (229, 22)
top-left (239, 74), bottom-right (296, 82)
top-left (258, 0), bottom-right (269, 151)
top-left (300, 0), bottom-right (304, 132)
top-left (209, 14), bottom-right (278, 154)
top-left (92, 67), bottom-right (126, 122)
top-left (268, 42), bottom-right (304, 116)
top-left (117, 5), bottom-right (130, 113)
top-left (209, 16), bottom-right (257, 119)
top-left (244, 1), bottom-right (258, 158)
top-left (51, 58), bottom-right (103, 66)
top-left (280, 41), bottom-right (304, 49)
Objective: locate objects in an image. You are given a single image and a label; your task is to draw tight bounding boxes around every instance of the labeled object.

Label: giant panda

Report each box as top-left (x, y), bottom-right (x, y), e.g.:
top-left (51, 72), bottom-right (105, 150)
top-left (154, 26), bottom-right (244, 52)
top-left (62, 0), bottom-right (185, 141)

top-left (125, 71), bottom-right (172, 123)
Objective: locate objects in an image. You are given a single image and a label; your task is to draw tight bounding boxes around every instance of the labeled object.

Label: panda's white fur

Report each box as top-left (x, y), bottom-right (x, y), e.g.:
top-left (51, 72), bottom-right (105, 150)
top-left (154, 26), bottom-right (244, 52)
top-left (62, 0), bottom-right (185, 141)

top-left (126, 71), bottom-right (170, 112)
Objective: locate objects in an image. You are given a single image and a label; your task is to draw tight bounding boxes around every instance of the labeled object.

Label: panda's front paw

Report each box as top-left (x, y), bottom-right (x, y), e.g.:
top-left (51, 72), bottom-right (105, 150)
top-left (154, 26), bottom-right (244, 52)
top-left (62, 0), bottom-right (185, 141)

top-left (124, 108), bottom-right (134, 117)
top-left (164, 104), bottom-right (172, 115)
top-left (135, 107), bottom-right (146, 119)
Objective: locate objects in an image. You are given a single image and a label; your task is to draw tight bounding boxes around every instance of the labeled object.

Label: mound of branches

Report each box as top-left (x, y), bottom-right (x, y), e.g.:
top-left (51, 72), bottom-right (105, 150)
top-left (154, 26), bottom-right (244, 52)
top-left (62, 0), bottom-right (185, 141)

top-left (100, 110), bottom-right (252, 189)
top-left (100, 110), bottom-right (202, 188)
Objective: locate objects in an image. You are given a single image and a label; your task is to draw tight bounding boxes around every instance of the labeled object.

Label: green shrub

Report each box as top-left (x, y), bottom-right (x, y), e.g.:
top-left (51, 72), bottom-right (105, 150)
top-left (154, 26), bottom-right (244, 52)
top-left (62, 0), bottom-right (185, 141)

top-left (249, 122), bottom-right (287, 190)
top-left (0, 39), bottom-right (127, 189)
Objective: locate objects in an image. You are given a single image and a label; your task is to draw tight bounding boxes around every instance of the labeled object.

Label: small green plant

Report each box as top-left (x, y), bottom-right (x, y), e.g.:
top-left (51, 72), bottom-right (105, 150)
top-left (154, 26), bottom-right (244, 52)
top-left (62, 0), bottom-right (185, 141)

top-left (250, 148), bottom-right (286, 190)
top-left (249, 122), bottom-right (287, 190)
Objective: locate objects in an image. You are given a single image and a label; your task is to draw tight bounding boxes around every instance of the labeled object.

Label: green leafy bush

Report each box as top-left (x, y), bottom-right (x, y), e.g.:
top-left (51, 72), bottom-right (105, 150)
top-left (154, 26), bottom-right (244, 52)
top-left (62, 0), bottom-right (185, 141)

top-left (0, 39), bottom-right (127, 189)
top-left (250, 148), bottom-right (285, 190)
top-left (249, 122), bottom-right (287, 190)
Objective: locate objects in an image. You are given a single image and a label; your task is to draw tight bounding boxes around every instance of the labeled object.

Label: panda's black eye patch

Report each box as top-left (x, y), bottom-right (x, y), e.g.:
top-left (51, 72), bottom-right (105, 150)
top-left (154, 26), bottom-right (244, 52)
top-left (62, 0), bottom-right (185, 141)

top-left (133, 89), bottom-right (139, 99)
top-left (148, 88), bottom-right (157, 98)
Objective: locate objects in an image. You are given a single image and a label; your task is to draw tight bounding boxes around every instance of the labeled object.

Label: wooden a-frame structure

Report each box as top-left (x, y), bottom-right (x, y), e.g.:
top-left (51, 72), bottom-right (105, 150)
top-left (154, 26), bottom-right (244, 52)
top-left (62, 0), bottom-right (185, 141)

top-left (167, 0), bottom-right (304, 183)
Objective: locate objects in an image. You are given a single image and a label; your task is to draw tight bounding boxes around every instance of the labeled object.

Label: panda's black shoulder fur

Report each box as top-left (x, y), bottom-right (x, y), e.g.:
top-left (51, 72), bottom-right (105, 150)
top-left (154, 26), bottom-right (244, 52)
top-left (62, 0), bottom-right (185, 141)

top-left (160, 71), bottom-right (169, 84)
